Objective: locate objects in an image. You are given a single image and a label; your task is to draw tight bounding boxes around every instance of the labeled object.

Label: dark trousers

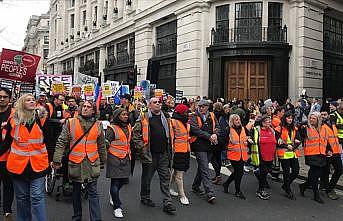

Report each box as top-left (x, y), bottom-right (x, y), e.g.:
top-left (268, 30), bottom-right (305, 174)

top-left (257, 161), bottom-right (273, 191)
top-left (140, 152), bottom-right (171, 205)
top-left (110, 178), bottom-right (126, 209)
top-left (72, 181), bottom-right (101, 221)
top-left (0, 162), bottom-right (14, 214)
top-left (303, 165), bottom-right (323, 194)
top-left (211, 149), bottom-right (222, 177)
top-left (280, 158), bottom-right (300, 193)
top-left (192, 151), bottom-right (215, 197)
top-left (321, 155), bottom-right (343, 192)
top-left (223, 160), bottom-right (244, 193)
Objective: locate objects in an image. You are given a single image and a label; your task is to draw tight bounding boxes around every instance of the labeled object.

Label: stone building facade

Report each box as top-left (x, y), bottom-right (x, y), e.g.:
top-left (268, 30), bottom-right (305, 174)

top-left (46, 0), bottom-right (343, 101)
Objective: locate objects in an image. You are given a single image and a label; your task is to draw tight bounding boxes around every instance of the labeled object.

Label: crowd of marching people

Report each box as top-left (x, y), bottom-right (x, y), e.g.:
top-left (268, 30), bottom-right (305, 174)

top-left (0, 87), bottom-right (342, 220)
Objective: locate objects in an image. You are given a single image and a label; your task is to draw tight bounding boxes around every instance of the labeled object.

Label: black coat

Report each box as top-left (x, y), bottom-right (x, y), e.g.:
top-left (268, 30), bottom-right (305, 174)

top-left (190, 110), bottom-right (220, 152)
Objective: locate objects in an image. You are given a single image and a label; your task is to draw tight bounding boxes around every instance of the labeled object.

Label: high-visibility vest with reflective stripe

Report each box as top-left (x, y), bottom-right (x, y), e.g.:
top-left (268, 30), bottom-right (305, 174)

top-left (141, 114), bottom-right (149, 146)
top-left (251, 127), bottom-right (260, 166)
top-left (0, 108), bottom-right (14, 162)
top-left (227, 127), bottom-right (248, 161)
top-left (333, 111), bottom-right (343, 139)
top-left (63, 110), bottom-right (78, 119)
top-left (108, 125), bottom-right (132, 159)
top-left (303, 127), bottom-right (326, 156)
top-left (189, 112), bottom-right (216, 144)
top-left (6, 117), bottom-right (48, 174)
top-left (322, 124), bottom-right (342, 154)
top-left (276, 126), bottom-right (301, 159)
top-left (68, 118), bottom-right (99, 164)
top-left (170, 119), bottom-right (190, 153)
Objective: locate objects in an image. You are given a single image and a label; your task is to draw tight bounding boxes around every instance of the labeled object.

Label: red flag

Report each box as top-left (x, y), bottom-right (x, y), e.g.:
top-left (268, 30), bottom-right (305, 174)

top-left (96, 89), bottom-right (102, 111)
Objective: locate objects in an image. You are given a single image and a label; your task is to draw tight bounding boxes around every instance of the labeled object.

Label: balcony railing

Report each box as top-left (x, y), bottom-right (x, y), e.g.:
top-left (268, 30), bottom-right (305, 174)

top-left (211, 25), bottom-right (287, 45)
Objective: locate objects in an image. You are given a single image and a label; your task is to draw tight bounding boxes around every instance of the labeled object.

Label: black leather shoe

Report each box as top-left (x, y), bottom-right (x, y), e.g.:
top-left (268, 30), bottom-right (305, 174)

top-left (163, 202), bottom-right (176, 214)
top-left (192, 187), bottom-right (205, 195)
top-left (141, 199), bottom-right (156, 207)
top-left (223, 183), bottom-right (229, 194)
top-left (235, 192), bottom-right (246, 200)
top-left (314, 193), bottom-right (324, 204)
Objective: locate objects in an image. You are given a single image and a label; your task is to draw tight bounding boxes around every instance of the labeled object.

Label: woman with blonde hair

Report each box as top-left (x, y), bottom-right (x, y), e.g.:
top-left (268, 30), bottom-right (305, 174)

top-left (0, 93), bottom-right (49, 221)
top-left (220, 114), bottom-right (254, 199)
top-left (299, 112), bottom-right (327, 203)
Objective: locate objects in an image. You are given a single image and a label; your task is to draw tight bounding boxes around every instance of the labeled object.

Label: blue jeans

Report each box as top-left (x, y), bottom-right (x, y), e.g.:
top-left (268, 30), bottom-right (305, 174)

top-left (72, 181), bottom-right (101, 221)
top-left (12, 177), bottom-right (47, 221)
top-left (110, 179), bottom-right (126, 209)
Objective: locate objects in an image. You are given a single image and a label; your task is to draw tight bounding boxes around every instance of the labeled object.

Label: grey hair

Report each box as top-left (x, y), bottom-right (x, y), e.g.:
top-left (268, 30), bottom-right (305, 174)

top-left (228, 114), bottom-right (241, 128)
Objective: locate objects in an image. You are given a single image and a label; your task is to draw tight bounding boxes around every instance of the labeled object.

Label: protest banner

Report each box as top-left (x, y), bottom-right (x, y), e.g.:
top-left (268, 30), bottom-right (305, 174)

top-left (134, 86), bottom-right (143, 100)
top-left (102, 83), bottom-right (112, 97)
top-left (154, 89), bottom-right (164, 98)
top-left (36, 74), bottom-right (72, 95)
top-left (74, 72), bottom-right (98, 85)
top-left (51, 82), bottom-right (65, 95)
top-left (0, 48), bottom-right (40, 83)
top-left (83, 84), bottom-right (94, 97)
top-left (71, 85), bottom-right (82, 98)
top-left (175, 90), bottom-right (184, 104)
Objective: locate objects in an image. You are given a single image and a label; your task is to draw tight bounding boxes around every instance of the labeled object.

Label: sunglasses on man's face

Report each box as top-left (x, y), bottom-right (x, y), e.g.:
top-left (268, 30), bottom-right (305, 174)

top-left (151, 100), bottom-right (161, 104)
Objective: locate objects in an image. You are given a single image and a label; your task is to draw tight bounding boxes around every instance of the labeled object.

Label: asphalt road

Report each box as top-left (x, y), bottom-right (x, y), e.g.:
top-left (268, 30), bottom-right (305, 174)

top-left (43, 158), bottom-right (343, 221)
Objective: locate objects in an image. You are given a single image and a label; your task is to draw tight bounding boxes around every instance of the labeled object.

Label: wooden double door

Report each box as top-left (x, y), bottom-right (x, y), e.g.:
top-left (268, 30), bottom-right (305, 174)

top-left (225, 60), bottom-right (268, 102)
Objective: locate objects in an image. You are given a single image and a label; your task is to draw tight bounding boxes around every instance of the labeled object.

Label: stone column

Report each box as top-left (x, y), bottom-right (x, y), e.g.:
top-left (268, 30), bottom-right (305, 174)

top-left (74, 56), bottom-right (80, 82)
top-left (117, 0), bottom-right (124, 18)
top-left (74, 0), bottom-right (80, 38)
top-left (97, 0), bottom-right (104, 27)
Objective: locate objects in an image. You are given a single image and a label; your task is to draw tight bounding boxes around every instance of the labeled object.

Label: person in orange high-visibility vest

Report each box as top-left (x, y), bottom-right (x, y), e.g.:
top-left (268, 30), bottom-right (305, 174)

top-left (63, 96), bottom-right (79, 119)
top-left (0, 87), bottom-right (15, 221)
top-left (52, 100), bottom-right (106, 221)
top-left (275, 111), bottom-right (301, 200)
top-left (299, 112), bottom-right (327, 204)
top-left (320, 108), bottom-right (343, 200)
top-left (0, 93), bottom-right (49, 221)
top-left (222, 114), bottom-right (254, 200)
top-left (105, 108), bottom-right (132, 218)
top-left (169, 104), bottom-right (191, 205)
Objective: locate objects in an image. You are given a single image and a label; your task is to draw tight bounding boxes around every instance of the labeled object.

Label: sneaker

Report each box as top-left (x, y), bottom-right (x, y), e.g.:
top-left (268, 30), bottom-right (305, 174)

top-left (244, 166), bottom-right (250, 173)
top-left (180, 196), bottom-right (190, 205)
top-left (207, 196), bottom-right (216, 204)
top-left (140, 199), bottom-right (156, 207)
top-left (256, 190), bottom-right (270, 200)
top-left (169, 189), bottom-right (179, 197)
top-left (163, 202), bottom-right (176, 214)
top-left (114, 208), bottom-right (123, 218)
top-left (327, 190), bottom-right (339, 200)
top-left (4, 213), bottom-right (13, 221)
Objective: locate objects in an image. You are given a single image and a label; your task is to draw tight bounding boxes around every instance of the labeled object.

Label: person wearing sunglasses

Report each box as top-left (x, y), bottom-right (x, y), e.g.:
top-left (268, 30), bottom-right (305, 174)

top-left (133, 97), bottom-right (176, 214)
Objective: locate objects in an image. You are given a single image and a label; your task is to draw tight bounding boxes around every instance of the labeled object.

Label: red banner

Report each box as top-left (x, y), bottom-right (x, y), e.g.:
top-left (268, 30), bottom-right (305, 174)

top-left (0, 48), bottom-right (40, 83)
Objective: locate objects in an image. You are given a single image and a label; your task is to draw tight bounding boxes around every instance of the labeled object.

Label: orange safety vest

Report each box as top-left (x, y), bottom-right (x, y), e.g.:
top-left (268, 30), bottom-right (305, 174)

top-left (303, 127), bottom-right (327, 156)
top-left (170, 119), bottom-right (190, 153)
top-left (276, 126), bottom-right (301, 159)
top-left (68, 118), bottom-right (99, 164)
top-left (141, 114), bottom-right (149, 146)
top-left (322, 124), bottom-right (342, 155)
top-left (189, 112), bottom-right (216, 144)
top-left (63, 110), bottom-right (79, 119)
top-left (6, 117), bottom-right (48, 174)
top-left (0, 108), bottom-right (14, 162)
top-left (227, 127), bottom-right (248, 161)
top-left (108, 125), bottom-right (132, 159)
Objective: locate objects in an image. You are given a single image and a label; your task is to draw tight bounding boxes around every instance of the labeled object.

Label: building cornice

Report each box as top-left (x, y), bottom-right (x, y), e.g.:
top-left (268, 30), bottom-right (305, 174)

top-left (174, 1), bottom-right (211, 16)
top-left (289, 0), bottom-right (328, 9)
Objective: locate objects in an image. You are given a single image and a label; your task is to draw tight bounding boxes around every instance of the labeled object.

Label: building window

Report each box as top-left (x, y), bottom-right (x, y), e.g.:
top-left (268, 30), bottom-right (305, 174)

top-left (117, 40), bottom-right (128, 64)
top-left (104, 1), bottom-right (108, 19)
top-left (215, 4), bottom-right (230, 42)
top-left (156, 21), bottom-right (177, 56)
top-left (235, 2), bottom-right (262, 42)
top-left (43, 49), bottom-right (49, 59)
top-left (107, 45), bottom-right (115, 66)
top-left (70, 0), bottom-right (75, 7)
top-left (129, 37), bottom-right (135, 63)
top-left (324, 15), bottom-right (343, 54)
top-left (82, 10), bottom-right (87, 26)
top-left (55, 3), bottom-right (57, 11)
top-left (43, 35), bottom-right (49, 44)
top-left (268, 2), bottom-right (283, 41)
top-left (93, 6), bottom-right (98, 27)
top-left (70, 14), bottom-right (75, 29)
